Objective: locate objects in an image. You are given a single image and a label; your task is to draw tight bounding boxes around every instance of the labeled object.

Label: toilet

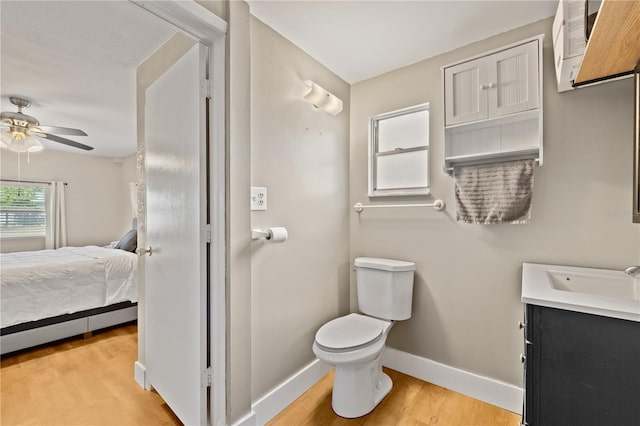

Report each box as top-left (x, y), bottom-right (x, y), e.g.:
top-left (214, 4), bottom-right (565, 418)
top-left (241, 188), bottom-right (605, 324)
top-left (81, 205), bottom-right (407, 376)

top-left (312, 257), bottom-right (415, 418)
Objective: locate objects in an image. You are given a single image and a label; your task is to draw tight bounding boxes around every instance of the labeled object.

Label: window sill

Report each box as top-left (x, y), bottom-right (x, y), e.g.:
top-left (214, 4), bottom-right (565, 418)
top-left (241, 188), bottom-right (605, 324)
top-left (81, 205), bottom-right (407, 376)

top-left (0, 234), bottom-right (46, 240)
top-left (368, 188), bottom-right (431, 198)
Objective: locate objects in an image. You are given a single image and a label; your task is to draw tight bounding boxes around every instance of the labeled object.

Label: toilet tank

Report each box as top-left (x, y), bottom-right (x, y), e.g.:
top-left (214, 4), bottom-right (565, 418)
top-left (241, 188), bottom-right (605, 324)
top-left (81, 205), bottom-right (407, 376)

top-left (355, 257), bottom-right (415, 321)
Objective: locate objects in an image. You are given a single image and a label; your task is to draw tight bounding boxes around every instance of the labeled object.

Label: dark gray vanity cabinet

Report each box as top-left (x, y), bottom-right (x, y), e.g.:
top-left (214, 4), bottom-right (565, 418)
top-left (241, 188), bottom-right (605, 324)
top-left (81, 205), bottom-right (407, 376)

top-left (523, 304), bottom-right (640, 426)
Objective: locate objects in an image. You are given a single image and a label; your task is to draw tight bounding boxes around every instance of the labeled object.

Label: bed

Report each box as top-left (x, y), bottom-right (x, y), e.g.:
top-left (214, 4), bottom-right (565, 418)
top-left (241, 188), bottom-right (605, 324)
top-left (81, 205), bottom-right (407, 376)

top-left (0, 244), bottom-right (138, 355)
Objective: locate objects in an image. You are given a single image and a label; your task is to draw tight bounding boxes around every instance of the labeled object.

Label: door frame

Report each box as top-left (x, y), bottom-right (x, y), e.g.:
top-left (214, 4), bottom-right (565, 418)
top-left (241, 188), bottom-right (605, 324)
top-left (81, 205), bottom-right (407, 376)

top-left (129, 2), bottom-right (227, 425)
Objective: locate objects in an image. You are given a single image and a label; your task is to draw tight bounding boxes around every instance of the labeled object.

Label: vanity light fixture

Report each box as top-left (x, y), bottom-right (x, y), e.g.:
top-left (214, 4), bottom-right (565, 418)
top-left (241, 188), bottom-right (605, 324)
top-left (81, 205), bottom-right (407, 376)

top-left (302, 80), bottom-right (343, 116)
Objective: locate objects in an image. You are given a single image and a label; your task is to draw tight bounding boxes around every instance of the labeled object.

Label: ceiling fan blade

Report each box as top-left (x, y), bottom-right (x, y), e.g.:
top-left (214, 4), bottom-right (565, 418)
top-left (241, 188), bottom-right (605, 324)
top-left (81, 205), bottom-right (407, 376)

top-left (34, 125), bottom-right (87, 136)
top-left (34, 133), bottom-right (94, 151)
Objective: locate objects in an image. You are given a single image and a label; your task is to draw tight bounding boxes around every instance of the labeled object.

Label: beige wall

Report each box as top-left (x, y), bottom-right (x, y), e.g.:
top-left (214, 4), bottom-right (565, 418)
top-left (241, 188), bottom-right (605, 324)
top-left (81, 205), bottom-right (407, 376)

top-left (350, 17), bottom-right (639, 387)
top-left (249, 17), bottom-right (351, 401)
top-left (0, 150), bottom-right (135, 253)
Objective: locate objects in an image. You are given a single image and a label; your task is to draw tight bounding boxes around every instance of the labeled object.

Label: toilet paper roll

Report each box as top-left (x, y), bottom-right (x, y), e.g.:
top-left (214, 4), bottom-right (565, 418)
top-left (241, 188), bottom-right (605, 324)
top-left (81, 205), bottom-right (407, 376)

top-left (266, 227), bottom-right (288, 243)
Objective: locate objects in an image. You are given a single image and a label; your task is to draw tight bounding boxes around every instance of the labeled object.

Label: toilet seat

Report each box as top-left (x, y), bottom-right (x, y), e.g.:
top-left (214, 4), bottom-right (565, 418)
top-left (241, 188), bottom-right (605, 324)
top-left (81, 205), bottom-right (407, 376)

top-left (315, 313), bottom-right (390, 352)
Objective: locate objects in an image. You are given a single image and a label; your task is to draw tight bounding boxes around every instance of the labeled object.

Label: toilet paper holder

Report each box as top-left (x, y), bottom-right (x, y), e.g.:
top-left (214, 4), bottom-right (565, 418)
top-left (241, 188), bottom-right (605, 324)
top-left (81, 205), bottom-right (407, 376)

top-left (251, 229), bottom-right (272, 240)
top-left (251, 227), bottom-right (288, 241)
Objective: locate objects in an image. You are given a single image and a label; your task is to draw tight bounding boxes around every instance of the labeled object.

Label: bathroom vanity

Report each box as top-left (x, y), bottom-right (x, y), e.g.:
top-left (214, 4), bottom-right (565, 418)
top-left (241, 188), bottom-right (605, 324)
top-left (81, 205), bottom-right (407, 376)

top-left (521, 263), bottom-right (640, 426)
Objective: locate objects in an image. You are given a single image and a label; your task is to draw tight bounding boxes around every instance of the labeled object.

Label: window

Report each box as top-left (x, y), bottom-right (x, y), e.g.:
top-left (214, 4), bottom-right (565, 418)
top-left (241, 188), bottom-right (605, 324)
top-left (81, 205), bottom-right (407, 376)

top-left (0, 183), bottom-right (47, 238)
top-left (369, 103), bottom-right (430, 197)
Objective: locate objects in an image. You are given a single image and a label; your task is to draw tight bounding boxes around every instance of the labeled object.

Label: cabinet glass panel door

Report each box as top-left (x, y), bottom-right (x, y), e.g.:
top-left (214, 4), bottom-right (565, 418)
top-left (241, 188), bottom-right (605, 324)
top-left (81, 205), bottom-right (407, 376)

top-left (488, 40), bottom-right (539, 117)
top-left (444, 57), bottom-right (488, 126)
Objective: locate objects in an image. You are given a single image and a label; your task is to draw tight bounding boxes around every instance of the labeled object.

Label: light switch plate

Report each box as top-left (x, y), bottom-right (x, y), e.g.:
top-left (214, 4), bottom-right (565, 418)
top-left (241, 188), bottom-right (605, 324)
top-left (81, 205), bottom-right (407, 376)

top-left (251, 187), bottom-right (267, 211)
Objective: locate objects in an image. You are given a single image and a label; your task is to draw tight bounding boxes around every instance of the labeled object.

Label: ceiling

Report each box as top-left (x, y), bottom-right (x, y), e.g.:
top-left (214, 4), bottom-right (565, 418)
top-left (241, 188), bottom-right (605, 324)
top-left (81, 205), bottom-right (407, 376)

top-left (1, 1), bottom-right (557, 158)
top-left (0, 1), bottom-right (176, 158)
top-left (248, 0), bottom-right (557, 84)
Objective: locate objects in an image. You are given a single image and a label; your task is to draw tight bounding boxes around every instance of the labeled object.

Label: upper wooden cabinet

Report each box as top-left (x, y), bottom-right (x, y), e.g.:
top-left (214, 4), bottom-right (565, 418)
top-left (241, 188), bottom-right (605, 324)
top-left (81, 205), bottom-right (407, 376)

top-left (444, 57), bottom-right (487, 125)
top-left (575, 0), bottom-right (640, 85)
top-left (444, 39), bottom-right (540, 126)
top-left (442, 36), bottom-right (543, 175)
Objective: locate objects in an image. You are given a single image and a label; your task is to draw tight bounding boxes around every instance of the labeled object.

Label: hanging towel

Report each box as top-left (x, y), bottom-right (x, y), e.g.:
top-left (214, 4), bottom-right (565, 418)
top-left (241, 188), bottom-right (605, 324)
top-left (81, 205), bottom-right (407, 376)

top-left (454, 159), bottom-right (535, 224)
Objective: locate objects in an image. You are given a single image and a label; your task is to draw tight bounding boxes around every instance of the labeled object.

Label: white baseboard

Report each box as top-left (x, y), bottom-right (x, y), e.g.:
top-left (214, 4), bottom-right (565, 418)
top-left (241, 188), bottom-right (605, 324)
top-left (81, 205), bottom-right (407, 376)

top-left (243, 348), bottom-right (521, 425)
top-left (251, 359), bottom-right (332, 426)
top-left (134, 360), bottom-right (149, 390)
top-left (382, 347), bottom-right (523, 414)
top-left (231, 411), bottom-right (257, 426)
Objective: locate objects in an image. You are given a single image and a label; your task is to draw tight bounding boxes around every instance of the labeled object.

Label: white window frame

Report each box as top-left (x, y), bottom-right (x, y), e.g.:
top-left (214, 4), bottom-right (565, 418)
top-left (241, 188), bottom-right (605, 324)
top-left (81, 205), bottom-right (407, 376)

top-left (368, 103), bottom-right (430, 197)
top-left (0, 182), bottom-right (47, 239)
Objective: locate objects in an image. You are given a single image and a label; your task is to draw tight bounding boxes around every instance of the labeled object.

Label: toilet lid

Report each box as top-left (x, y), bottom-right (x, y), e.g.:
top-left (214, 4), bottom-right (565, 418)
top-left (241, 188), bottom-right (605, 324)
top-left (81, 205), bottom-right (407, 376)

top-left (315, 313), bottom-right (384, 350)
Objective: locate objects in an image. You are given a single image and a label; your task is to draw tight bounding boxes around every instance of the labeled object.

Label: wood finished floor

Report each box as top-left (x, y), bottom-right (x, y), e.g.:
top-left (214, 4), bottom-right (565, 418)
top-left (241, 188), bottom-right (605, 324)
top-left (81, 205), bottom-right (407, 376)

top-left (0, 325), bottom-right (181, 426)
top-left (1, 325), bottom-right (521, 426)
top-left (268, 368), bottom-right (522, 426)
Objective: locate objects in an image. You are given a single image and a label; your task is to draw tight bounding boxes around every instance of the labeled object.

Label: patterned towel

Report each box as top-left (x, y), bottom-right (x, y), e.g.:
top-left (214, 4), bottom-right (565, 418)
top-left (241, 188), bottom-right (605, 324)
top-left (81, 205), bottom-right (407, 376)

top-left (454, 159), bottom-right (535, 224)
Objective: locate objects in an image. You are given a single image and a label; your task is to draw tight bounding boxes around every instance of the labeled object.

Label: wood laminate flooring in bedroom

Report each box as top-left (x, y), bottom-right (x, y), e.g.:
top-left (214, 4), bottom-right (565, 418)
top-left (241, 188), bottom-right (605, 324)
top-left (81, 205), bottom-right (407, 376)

top-left (0, 324), bottom-right (181, 426)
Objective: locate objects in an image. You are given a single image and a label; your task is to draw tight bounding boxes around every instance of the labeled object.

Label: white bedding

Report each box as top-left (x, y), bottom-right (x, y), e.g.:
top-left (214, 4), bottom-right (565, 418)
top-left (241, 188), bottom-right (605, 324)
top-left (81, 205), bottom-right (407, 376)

top-left (1, 246), bottom-right (138, 328)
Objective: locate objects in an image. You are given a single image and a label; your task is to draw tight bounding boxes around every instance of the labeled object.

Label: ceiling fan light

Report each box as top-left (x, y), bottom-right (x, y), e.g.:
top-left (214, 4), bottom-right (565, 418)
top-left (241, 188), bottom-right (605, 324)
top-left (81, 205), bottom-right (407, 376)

top-left (1, 130), bottom-right (13, 147)
top-left (1, 96), bottom-right (92, 152)
top-left (24, 138), bottom-right (43, 152)
top-left (1, 133), bottom-right (43, 153)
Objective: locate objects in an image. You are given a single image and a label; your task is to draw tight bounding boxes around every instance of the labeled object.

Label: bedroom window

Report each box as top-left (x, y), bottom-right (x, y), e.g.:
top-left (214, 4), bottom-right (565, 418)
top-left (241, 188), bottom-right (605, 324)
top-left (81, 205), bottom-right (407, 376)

top-left (368, 103), bottom-right (430, 197)
top-left (0, 183), bottom-right (47, 238)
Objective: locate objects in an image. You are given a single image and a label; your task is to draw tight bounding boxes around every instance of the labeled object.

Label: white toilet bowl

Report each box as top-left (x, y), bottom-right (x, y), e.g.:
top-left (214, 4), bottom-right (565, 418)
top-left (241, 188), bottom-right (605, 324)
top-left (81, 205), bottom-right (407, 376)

top-left (312, 313), bottom-right (394, 418)
top-left (313, 257), bottom-right (415, 418)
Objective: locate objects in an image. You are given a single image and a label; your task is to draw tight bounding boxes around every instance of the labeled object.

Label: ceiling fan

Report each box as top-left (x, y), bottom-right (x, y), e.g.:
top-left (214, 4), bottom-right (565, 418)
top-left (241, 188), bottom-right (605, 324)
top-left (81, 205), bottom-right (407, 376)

top-left (0, 96), bottom-right (93, 152)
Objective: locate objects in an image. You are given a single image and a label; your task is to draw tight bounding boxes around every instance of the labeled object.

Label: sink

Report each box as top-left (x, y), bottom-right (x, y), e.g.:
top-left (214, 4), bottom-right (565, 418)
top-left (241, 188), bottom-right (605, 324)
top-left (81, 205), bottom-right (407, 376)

top-left (547, 269), bottom-right (640, 301)
top-left (522, 263), bottom-right (640, 322)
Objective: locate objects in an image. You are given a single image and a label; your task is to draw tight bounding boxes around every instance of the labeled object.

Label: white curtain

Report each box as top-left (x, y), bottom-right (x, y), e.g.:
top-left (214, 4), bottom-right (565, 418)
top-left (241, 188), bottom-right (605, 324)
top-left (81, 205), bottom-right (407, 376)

top-left (45, 181), bottom-right (67, 249)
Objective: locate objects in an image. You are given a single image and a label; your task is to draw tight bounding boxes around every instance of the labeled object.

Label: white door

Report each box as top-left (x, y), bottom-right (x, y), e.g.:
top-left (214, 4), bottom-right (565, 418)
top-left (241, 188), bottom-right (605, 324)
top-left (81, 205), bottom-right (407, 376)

top-left (444, 56), bottom-right (489, 126)
top-left (488, 40), bottom-right (539, 117)
top-left (145, 43), bottom-right (208, 426)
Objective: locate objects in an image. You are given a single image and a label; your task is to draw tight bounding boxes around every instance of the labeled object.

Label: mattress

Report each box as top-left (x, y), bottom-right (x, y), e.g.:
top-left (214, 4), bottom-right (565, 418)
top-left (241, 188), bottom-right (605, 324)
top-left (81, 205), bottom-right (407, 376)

top-left (1, 246), bottom-right (138, 328)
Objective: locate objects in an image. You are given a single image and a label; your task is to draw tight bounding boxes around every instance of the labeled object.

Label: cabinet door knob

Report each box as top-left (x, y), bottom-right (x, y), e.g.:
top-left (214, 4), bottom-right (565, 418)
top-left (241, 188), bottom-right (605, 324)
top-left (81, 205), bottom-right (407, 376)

top-left (518, 321), bottom-right (526, 329)
top-left (480, 84), bottom-right (488, 90)
top-left (520, 354), bottom-right (526, 363)
top-left (488, 82), bottom-right (497, 88)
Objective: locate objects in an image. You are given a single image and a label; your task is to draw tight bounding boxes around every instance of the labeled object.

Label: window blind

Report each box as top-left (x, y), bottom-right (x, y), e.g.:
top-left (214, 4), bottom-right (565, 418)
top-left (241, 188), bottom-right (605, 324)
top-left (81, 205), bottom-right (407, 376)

top-left (0, 183), bottom-right (47, 238)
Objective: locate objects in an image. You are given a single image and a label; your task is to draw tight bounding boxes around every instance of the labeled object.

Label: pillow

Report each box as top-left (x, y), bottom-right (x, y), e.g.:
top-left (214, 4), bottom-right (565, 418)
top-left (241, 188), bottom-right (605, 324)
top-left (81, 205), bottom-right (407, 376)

top-left (114, 229), bottom-right (137, 253)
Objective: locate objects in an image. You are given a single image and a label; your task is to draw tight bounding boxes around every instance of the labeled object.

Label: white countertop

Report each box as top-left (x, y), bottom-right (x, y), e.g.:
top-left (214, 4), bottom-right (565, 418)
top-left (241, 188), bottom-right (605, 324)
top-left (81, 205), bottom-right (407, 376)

top-left (522, 263), bottom-right (640, 322)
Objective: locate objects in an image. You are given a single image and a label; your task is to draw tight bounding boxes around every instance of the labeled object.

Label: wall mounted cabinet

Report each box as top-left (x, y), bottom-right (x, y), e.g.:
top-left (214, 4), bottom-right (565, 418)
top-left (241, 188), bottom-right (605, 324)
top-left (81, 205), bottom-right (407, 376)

top-left (442, 36), bottom-right (543, 175)
top-left (573, 0), bottom-right (640, 86)
top-left (444, 40), bottom-right (539, 126)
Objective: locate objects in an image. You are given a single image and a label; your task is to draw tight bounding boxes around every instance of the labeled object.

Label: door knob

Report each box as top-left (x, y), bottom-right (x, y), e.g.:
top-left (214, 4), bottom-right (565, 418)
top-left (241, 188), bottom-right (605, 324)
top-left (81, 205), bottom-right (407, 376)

top-left (136, 246), bottom-right (153, 256)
